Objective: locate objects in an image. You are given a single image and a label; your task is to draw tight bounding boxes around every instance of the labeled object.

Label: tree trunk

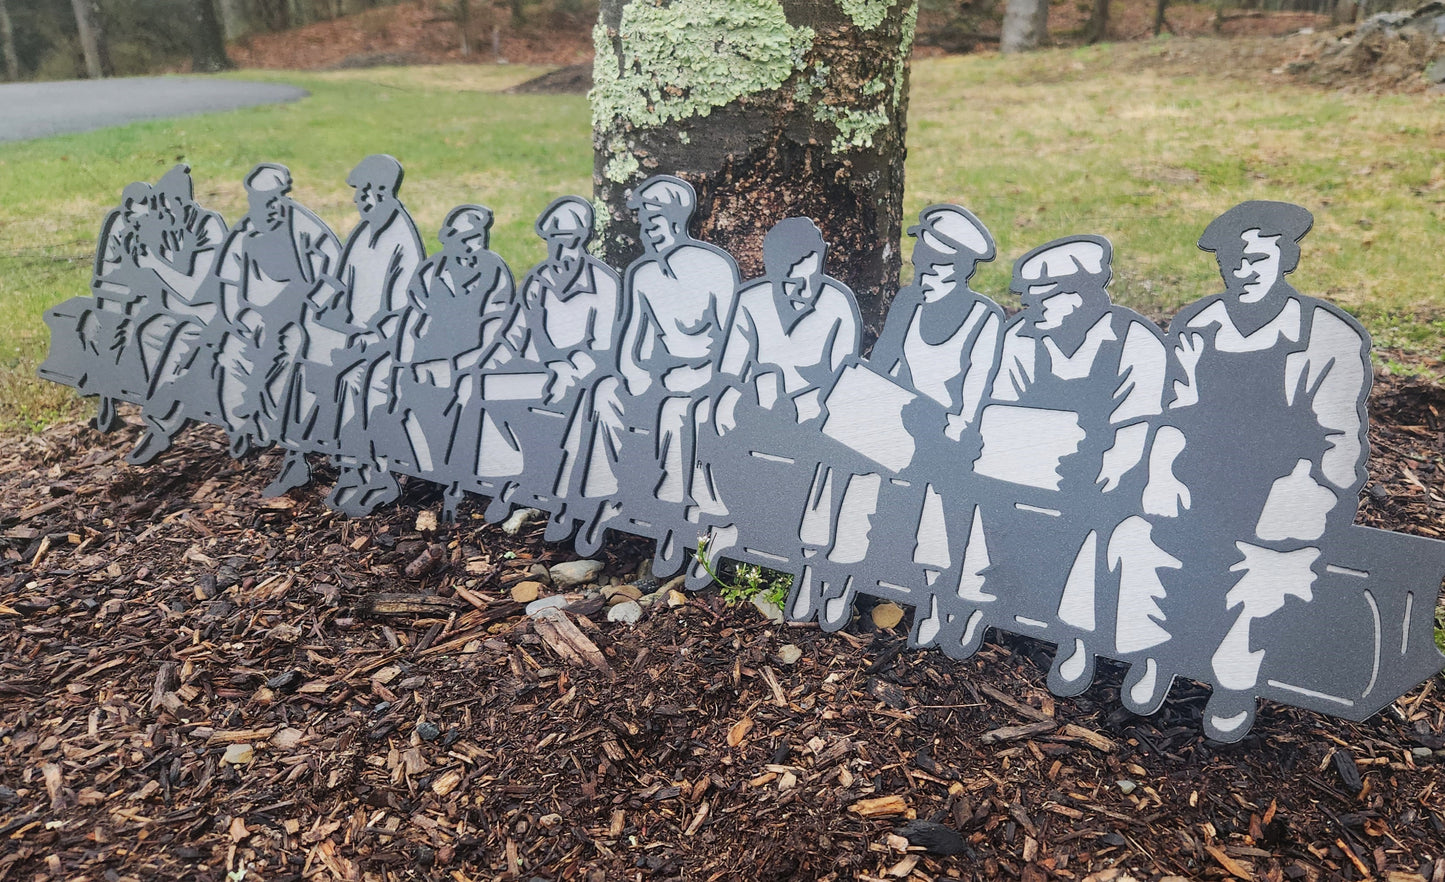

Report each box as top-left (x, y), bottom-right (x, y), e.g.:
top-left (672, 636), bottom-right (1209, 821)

top-left (1084, 0), bottom-right (1108, 43)
top-left (219, 0), bottom-right (251, 40)
top-left (191, 0), bottom-right (234, 71)
top-left (0, 0), bottom-right (19, 82)
top-left (70, 0), bottom-right (111, 79)
top-left (1153, 0), bottom-right (1168, 35)
top-left (457, 0), bottom-right (470, 55)
top-left (591, 0), bottom-right (918, 345)
top-left (1000, 0), bottom-right (1047, 53)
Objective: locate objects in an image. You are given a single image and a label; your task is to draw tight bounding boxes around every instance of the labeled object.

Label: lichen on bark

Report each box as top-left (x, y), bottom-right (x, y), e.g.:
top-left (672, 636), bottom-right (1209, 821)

top-left (590, 0), bottom-right (918, 342)
top-left (590, 0), bottom-right (815, 178)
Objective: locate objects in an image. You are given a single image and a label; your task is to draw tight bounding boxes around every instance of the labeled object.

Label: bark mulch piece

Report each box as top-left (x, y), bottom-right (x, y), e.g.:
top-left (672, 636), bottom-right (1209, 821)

top-left (2, 367), bottom-right (1443, 882)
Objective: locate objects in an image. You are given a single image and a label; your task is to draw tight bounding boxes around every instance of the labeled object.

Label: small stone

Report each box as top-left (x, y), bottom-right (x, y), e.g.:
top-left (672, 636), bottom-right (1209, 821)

top-left (270, 728), bottom-right (304, 750)
top-left (1116, 779), bottom-right (1137, 794)
top-left (501, 507), bottom-right (541, 536)
top-left (666, 589), bottom-right (688, 608)
top-left (529, 562), bottom-right (552, 585)
top-left (603, 583), bottom-right (643, 602)
top-left (539, 813), bottom-right (564, 828)
top-left (776, 644), bottom-right (803, 665)
top-left (415, 510), bottom-right (439, 532)
top-left (661, 575), bottom-right (687, 593)
top-left (1412, 746), bottom-right (1433, 759)
top-left (416, 721), bottom-right (441, 742)
top-left (752, 595), bottom-right (784, 624)
top-left (526, 595), bottom-right (570, 618)
top-left (636, 591), bottom-right (662, 608)
top-left (871, 602), bottom-right (905, 630)
top-left (511, 580), bottom-right (543, 603)
top-left (550, 559), bottom-right (604, 588)
top-left (606, 600), bottom-right (643, 624)
top-left (222, 743), bottom-right (255, 765)
top-left (265, 623), bottom-right (303, 643)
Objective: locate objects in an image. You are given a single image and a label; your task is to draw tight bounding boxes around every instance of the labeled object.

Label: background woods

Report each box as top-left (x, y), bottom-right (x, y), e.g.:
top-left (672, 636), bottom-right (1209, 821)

top-left (0, 0), bottom-right (1433, 82)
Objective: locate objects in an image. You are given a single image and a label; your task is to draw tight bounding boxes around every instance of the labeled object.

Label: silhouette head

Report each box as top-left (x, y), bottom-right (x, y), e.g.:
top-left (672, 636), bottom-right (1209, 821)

top-left (120, 182), bottom-right (154, 221)
top-left (908, 205), bottom-right (994, 301)
top-left (1199, 201), bottom-right (1311, 303)
top-left (763, 217), bottom-right (827, 287)
top-left (536, 196), bottom-right (593, 251)
top-left (347, 154), bottom-right (404, 222)
top-left (243, 163), bottom-right (293, 231)
top-left (440, 205), bottom-right (494, 269)
top-left (628, 175), bottom-right (695, 254)
top-left (1012, 235), bottom-right (1113, 333)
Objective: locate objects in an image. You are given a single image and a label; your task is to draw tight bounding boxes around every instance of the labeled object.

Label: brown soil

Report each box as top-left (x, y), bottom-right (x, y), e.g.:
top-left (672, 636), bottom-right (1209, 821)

top-left (1, 361), bottom-right (1443, 881)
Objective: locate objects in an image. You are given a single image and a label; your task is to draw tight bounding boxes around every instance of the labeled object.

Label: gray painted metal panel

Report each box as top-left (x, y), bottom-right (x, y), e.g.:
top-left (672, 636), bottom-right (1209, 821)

top-left (39, 163), bottom-right (1445, 742)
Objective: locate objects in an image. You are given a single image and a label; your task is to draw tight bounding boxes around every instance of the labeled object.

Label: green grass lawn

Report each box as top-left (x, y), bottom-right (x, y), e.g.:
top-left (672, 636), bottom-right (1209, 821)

top-left (2, 43), bottom-right (1444, 431)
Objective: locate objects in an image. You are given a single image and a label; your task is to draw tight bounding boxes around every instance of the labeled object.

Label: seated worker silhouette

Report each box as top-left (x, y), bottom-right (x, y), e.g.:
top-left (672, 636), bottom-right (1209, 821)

top-left (1158, 201), bottom-right (1369, 741)
top-left (311, 155), bottom-right (425, 516)
top-left (508, 197), bottom-right (626, 545)
top-left (603, 176), bottom-right (740, 571)
top-left (367, 204), bottom-right (517, 520)
top-left (697, 217), bottom-right (862, 585)
top-left (968, 236), bottom-right (1176, 701)
top-left (784, 206), bottom-right (1003, 633)
top-left (212, 163), bottom-right (341, 495)
top-left (124, 165), bottom-right (228, 464)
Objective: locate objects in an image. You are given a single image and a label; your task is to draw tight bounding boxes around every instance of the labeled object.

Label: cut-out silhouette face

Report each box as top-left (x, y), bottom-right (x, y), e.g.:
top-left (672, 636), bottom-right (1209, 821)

top-left (1232, 231), bottom-right (1283, 302)
top-left (441, 206), bottom-right (493, 271)
top-left (1012, 236), bottom-right (1112, 346)
top-left (347, 154), bottom-right (404, 225)
top-left (244, 164), bottom-right (292, 232)
top-left (628, 178), bottom-right (693, 255)
top-left (1197, 200), bottom-right (1309, 306)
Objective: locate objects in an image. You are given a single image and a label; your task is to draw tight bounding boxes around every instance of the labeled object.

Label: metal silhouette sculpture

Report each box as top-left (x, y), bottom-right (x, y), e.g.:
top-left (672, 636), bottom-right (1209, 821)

top-left (39, 163), bottom-right (1445, 743)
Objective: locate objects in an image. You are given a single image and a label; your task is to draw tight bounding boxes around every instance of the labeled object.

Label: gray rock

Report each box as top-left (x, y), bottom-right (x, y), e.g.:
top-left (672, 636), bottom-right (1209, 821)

top-left (550, 559), bottom-right (604, 588)
top-left (776, 644), bottom-right (803, 665)
top-left (1427, 57), bottom-right (1445, 84)
top-left (416, 721), bottom-right (441, 742)
top-left (502, 507), bottom-right (542, 536)
top-left (752, 595), bottom-right (784, 624)
top-left (606, 600), bottom-right (643, 624)
top-left (526, 595), bottom-right (571, 617)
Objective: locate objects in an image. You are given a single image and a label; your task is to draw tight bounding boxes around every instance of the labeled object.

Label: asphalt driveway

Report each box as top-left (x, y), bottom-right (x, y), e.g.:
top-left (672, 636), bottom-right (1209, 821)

top-left (0, 76), bottom-right (308, 143)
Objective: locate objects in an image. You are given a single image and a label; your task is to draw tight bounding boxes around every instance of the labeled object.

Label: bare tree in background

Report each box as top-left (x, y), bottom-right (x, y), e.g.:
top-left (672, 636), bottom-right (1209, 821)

top-left (0, 0), bottom-right (19, 81)
top-left (1000, 0), bottom-right (1047, 52)
top-left (71, 0), bottom-right (112, 78)
top-left (191, 0), bottom-right (233, 70)
top-left (1084, 0), bottom-right (1108, 43)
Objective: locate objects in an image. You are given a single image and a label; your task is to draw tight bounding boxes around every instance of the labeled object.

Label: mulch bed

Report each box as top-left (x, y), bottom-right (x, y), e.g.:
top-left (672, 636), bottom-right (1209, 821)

top-left (2, 368), bottom-right (1443, 882)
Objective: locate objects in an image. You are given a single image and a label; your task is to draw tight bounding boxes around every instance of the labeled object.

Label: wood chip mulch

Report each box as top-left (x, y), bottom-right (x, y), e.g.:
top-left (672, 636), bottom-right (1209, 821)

top-left (2, 369), bottom-right (1443, 882)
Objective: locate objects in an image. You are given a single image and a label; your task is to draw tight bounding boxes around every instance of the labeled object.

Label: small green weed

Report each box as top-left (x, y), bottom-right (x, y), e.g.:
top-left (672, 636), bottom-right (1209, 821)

top-left (695, 536), bottom-right (792, 610)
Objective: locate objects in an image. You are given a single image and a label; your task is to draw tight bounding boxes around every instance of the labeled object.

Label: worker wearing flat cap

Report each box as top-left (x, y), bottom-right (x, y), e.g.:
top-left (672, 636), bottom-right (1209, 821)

top-left (1155, 200), bottom-right (1370, 741)
top-left (962, 233), bottom-right (1174, 710)
top-left (212, 162), bottom-right (340, 499)
top-left (604, 175), bottom-right (740, 571)
top-left (317, 154), bottom-right (426, 516)
top-left (872, 204), bottom-right (1003, 444)
top-left (510, 196), bottom-right (627, 545)
top-left (814, 205), bottom-right (1004, 644)
top-left (369, 203), bottom-right (518, 522)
